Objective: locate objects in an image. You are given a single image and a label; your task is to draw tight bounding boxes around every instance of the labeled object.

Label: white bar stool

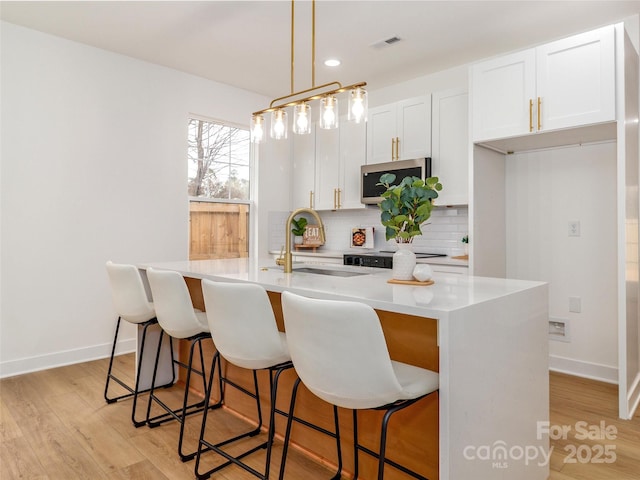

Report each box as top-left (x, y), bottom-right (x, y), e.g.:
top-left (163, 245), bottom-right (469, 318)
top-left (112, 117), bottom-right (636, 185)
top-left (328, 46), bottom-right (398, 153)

top-left (145, 268), bottom-right (222, 462)
top-left (280, 291), bottom-right (439, 480)
top-left (104, 261), bottom-right (175, 427)
top-left (195, 280), bottom-right (293, 480)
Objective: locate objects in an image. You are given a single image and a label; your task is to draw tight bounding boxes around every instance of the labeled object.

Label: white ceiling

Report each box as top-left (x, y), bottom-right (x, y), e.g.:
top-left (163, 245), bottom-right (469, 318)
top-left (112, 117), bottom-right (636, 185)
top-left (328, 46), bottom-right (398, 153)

top-left (1, 1), bottom-right (639, 98)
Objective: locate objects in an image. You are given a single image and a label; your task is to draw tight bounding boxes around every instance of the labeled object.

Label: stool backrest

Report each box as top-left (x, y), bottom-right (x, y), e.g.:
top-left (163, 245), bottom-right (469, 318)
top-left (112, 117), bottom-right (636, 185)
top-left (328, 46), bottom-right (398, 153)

top-left (281, 291), bottom-right (404, 409)
top-left (146, 268), bottom-right (203, 338)
top-left (105, 261), bottom-right (155, 323)
top-left (201, 280), bottom-right (290, 370)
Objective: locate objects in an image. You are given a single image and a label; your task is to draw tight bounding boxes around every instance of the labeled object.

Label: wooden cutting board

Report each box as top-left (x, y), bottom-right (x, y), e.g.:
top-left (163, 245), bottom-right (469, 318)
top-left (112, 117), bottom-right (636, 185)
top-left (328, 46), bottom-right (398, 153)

top-left (387, 278), bottom-right (435, 286)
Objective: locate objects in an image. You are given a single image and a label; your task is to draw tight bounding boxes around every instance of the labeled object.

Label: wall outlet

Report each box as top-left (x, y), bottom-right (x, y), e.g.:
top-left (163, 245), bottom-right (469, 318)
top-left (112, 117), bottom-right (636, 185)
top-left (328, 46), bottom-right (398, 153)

top-left (568, 220), bottom-right (581, 236)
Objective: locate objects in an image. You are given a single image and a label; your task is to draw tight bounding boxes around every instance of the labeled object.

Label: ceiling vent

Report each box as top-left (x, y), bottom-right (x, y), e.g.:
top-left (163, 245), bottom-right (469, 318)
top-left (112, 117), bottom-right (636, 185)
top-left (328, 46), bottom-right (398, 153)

top-left (370, 36), bottom-right (402, 49)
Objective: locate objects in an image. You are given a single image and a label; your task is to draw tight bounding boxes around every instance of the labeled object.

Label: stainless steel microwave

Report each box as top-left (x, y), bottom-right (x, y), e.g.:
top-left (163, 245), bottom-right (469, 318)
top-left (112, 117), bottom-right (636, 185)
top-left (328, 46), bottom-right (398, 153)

top-left (361, 157), bottom-right (432, 204)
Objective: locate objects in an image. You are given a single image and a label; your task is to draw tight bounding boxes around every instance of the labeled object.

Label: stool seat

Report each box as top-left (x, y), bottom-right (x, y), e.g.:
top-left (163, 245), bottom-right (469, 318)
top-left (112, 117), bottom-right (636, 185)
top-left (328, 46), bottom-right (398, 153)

top-left (165, 308), bottom-right (209, 339)
top-left (223, 331), bottom-right (290, 371)
top-left (391, 361), bottom-right (440, 403)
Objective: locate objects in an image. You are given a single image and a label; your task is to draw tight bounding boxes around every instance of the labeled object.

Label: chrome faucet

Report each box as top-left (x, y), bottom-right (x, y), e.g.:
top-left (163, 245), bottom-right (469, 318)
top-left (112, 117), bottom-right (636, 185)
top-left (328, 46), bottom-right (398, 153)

top-left (276, 207), bottom-right (326, 273)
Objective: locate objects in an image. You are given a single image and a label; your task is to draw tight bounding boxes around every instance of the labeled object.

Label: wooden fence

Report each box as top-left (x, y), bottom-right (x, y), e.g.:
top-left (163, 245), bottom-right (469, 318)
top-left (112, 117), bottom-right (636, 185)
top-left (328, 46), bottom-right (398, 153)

top-left (189, 202), bottom-right (249, 260)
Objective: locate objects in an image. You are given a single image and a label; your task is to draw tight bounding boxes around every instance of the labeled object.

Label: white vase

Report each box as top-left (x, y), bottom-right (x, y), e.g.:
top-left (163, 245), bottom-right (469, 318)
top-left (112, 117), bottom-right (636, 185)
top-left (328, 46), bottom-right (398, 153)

top-left (392, 243), bottom-right (416, 280)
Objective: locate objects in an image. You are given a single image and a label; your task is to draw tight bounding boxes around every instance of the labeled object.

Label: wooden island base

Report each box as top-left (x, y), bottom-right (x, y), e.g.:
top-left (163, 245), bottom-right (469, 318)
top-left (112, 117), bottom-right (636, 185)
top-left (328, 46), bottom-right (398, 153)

top-left (181, 277), bottom-right (440, 480)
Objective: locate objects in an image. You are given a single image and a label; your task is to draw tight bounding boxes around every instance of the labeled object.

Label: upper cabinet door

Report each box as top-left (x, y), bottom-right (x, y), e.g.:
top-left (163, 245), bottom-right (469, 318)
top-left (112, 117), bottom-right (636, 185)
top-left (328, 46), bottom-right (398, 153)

top-left (290, 126), bottom-right (316, 209)
top-left (397, 96), bottom-right (432, 161)
top-left (536, 25), bottom-right (615, 131)
top-left (339, 116), bottom-right (367, 210)
top-left (367, 105), bottom-right (397, 164)
top-left (314, 126), bottom-right (340, 210)
top-left (367, 95), bottom-right (431, 164)
top-left (432, 88), bottom-right (469, 206)
top-left (471, 49), bottom-right (536, 142)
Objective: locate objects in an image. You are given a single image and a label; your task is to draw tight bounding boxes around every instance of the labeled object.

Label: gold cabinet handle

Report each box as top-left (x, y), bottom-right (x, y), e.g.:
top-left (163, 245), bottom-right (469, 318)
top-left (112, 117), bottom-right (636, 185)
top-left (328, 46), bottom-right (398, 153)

top-left (537, 97), bottom-right (541, 131)
top-left (391, 138), bottom-right (396, 161)
top-left (529, 99), bottom-right (533, 132)
top-left (337, 188), bottom-right (342, 209)
top-left (333, 188), bottom-right (337, 209)
top-left (309, 190), bottom-right (314, 209)
top-left (395, 137), bottom-right (400, 161)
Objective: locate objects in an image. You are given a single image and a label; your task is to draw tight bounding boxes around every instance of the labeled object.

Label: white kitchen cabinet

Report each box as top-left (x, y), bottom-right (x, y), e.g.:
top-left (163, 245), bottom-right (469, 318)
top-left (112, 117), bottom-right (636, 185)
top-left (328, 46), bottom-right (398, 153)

top-left (296, 115), bottom-right (366, 211)
top-left (314, 126), bottom-right (340, 210)
top-left (290, 115), bottom-right (366, 211)
top-left (431, 88), bottom-right (469, 206)
top-left (290, 127), bottom-right (316, 209)
top-left (338, 117), bottom-right (367, 209)
top-left (536, 26), bottom-right (615, 131)
top-left (471, 24), bottom-right (615, 143)
top-left (367, 96), bottom-right (432, 164)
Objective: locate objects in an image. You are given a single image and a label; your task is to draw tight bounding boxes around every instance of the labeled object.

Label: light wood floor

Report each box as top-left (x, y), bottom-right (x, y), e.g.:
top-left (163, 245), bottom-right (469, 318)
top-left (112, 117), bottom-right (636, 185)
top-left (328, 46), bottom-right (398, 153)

top-left (1, 354), bottom-right (638, 479)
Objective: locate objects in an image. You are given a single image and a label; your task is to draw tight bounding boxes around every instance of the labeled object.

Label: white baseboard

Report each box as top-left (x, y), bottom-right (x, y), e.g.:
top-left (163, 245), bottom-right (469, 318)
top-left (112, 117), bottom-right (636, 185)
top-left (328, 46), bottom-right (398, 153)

top-left (0, 338), bottom-right (136, 379)
top-left (549, 354), bottom-right (618, 384)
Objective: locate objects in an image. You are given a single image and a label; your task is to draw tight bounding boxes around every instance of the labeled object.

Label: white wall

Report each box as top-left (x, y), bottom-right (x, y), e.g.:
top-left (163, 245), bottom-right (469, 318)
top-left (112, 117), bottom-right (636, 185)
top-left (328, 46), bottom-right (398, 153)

top-left (368, 64), bottom-right (468, 107)
top-left (0, 22), bottom-right (269, 377)
top-left (505, 142), bottom-right (619, 382)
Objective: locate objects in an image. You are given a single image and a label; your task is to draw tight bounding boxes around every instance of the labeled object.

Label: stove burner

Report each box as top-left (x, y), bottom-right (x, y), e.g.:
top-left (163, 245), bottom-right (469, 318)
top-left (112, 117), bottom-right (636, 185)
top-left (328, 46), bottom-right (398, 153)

top-left (343, 251), bottom-right (446, 268)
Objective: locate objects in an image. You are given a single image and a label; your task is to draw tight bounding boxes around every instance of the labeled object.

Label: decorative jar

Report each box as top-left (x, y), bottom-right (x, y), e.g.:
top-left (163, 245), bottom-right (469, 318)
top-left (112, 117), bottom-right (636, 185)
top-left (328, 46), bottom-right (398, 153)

top-left (392, 243), bottom-right (416, 280)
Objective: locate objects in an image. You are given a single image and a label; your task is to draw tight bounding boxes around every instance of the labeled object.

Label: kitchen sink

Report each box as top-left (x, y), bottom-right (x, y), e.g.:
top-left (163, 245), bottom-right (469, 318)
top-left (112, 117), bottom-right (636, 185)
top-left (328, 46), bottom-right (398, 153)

top-left (292, 267), bottom-right (369, 277)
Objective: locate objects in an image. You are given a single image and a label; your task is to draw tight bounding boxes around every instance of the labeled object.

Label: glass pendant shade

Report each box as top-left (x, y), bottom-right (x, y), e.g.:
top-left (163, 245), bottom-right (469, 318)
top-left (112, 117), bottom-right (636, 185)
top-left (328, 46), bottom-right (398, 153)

top-left (348, 87), bottom-right (368, 123)
top-left (250, 114), bottom-right (264, 144)
top-left (319, 95), bottom-right (339, 130)
top-left (293, 103), bottom-right (312, 135)
top-left (270, 109), bottom-right (288, 140)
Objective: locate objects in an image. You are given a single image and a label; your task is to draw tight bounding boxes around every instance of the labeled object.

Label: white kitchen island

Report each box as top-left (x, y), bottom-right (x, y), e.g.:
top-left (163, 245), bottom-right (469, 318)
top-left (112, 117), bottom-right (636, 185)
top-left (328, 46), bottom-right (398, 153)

top-left (140, 258), bottom-right (549, 480)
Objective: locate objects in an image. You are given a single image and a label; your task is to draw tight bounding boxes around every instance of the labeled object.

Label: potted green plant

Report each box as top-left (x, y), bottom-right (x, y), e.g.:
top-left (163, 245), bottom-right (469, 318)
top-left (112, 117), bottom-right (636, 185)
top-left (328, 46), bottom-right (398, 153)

top-left (291, 216), bottom-right (308, 245)
top-left (377, 173), bottom-right (443, 280)
top-left (462, 235), bottom-right (469, 255)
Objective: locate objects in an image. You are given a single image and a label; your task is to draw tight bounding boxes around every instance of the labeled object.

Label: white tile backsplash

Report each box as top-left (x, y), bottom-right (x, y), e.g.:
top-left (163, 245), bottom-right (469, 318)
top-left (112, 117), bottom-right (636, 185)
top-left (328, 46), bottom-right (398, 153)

top-left (268, 205), bottom-right (468, 256)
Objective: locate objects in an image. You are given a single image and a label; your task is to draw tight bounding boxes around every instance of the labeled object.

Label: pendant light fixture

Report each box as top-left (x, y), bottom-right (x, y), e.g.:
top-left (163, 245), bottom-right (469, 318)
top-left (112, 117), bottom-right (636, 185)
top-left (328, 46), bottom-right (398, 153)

top-left (250, 0), bottom-right (366, 143)
top-left (319, 94), bottom-right (338, 129)
top-left (293, 102), bottom-right (311, 134)
top-left (270, 109), bottom-right (288, 140)
top-left (348, 86), bottom-right (368, 124)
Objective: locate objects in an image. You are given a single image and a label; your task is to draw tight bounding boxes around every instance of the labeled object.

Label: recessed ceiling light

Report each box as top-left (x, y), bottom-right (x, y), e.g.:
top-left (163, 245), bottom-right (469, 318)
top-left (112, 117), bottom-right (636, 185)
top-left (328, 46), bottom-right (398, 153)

top-left (324, 59), bottom-right (341, 67)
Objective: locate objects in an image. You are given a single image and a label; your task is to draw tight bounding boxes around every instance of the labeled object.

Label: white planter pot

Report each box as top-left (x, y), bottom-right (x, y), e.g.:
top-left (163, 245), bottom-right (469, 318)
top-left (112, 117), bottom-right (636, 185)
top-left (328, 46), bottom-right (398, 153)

top-left (392, 243), bottom-right (416, 280)
top-left (294, 236), bottom-right (303, 245)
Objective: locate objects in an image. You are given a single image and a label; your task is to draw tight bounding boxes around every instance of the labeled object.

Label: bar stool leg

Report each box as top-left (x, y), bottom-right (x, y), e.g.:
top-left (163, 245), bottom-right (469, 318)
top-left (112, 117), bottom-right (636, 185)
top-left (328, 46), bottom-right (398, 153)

top-left (130, 320), bottom-right (163, 427)
top-left (104, 317), bottom-right (123, 404)
top-left (194, 352), bottom-right (220, 478)
top-left (279, 378), bottom-right (343, 480)
top-left (331, 405), bottom-right (342, 480)
top-left (144, 329), bottom-right (165, 424)
top-left (353, 409), bottom-right (360, 480)
top-left (179, 336), bottom-right (208, 462)
top-left (378, 408), bottom-right (394, 480)
top-left (278, 377), bottom-right (301, 480)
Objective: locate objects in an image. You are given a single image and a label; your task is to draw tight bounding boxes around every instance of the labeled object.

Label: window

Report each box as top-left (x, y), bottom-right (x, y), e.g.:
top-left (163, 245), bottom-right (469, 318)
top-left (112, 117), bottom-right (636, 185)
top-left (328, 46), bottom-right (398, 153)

top-left (188, 117), bottom-right (251, 260)
top-left (188, 118), bottom-right (250, 200)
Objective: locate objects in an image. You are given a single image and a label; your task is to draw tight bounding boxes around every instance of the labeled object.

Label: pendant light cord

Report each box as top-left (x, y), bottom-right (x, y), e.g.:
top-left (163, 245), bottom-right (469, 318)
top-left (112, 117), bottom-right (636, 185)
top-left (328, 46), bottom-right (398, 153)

top-left (291, 0), bottom-right (294, 94)
top-left (312, 0), bottom-right (315, 88)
